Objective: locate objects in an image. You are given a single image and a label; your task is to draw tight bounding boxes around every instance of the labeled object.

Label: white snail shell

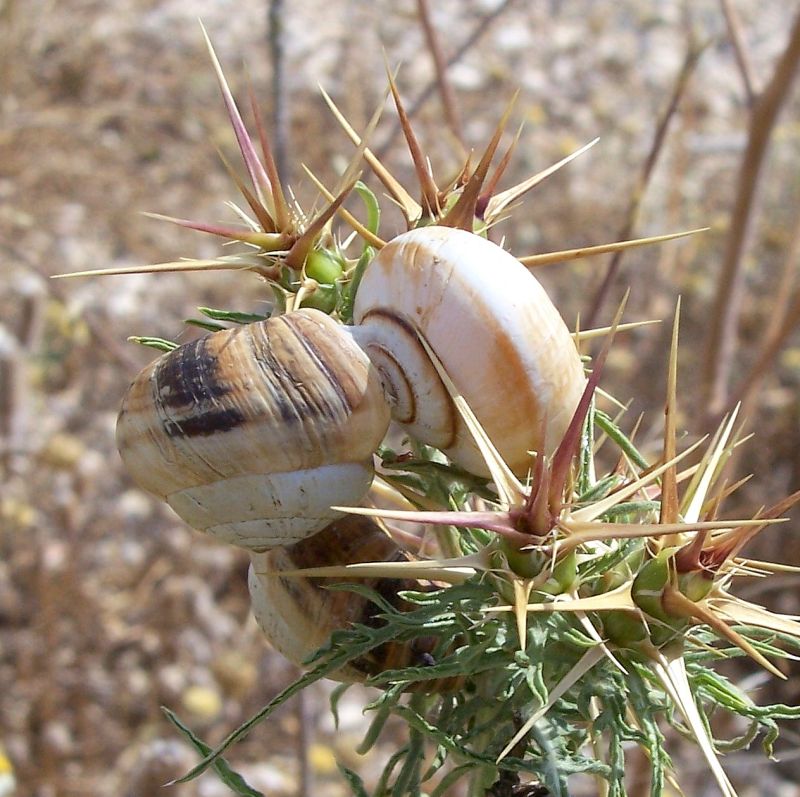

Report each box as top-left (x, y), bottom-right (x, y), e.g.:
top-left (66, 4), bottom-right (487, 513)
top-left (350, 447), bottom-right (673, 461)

top-left (248, 515), bottom-right (447, 686)
top-left (352, 226), bottom-right (586, 476)
top-left (116, 308), bottom-right (391, 551)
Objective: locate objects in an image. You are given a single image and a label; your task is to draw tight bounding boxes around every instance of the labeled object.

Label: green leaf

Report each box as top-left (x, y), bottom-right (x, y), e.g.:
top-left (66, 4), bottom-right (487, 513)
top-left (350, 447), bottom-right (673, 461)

top-left (354, 180), bottom-right (381, 237)
top-left (185, 318), bottom-right (228, 332)
top-left (340, 244), bottom-right (373, 324)
top-left (171, 637), bottom-right (391, 783)
top-left (356, 688), bottom-right (403, 755)
top-left (198, 306), bottom-right (269, 324)
top-left (162, 708), bottom-right (264, 797)
top-left (625, 668), bottom-right (668, 796)
top-left (128, 335), bottom-right (179, 352)
top-left (329, 682), bottom-right (350, 730)
top-left (337, 765), bottom-right (370, 797)
top-left (392, 708), bottom-right (425, 797)
top-left (430, 763), bottom-right (473, 796)
top-left (600, 500), bottom-right (660, 522)
top-left (595, 410), bottom-right (650, 470)
top-left (374, 747), bottom-right (411, 797)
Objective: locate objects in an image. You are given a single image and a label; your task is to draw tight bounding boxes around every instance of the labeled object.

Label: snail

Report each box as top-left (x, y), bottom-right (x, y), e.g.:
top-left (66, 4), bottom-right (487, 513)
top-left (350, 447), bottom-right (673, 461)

top-left (248, 514), bottom-right (449, 686)
top-left (351, 226), bottom-right (585, 476)
top-left (116, 308), bottom-right (391, 551)
top-left (116, 227), bottom-right (585, 549)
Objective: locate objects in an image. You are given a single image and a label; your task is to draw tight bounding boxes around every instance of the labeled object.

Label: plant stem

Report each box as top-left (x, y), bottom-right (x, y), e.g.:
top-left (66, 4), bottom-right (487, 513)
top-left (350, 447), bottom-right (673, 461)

top-left (719, 0), bottom-right (757, 106)
top-left (703, 9), bottom-right (800, 421)
top-left (585, 42), bottom-right (702, 328)
top-left (375, 0), bottom-right (517, 161)
top-left (416, 0), bottom-right (465, 151)
top-left (267, 0), bottom-right (289, 185)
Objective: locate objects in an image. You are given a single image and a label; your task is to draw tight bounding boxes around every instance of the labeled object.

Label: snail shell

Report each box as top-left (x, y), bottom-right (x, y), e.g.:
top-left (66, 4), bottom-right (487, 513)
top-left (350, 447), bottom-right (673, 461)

top-left (116, 308), bottom-right (391, 550)
top-left (351, 226), bottom-right (585, 476)
top-left (248, 514), bottom-right (445, 685)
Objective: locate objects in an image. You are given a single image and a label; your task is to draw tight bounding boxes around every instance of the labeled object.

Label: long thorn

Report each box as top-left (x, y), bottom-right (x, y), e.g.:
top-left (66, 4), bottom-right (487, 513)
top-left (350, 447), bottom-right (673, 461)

top-left (302, 167), bottom-right (386, 249)
top-left (319, 85), bottom-right (422, 225)
top-left (385, 62), bottom-right (440, 218)
top-left (200, 23), bottom-right (271, 205)
top-left (485, 138), bottom-right (599, 223)
top-left (440, 92), bottom-right (518, 230)
top-left (519, 229), bottom-right (708, 268)
top-left (660, 299), bottom-right (681, 530)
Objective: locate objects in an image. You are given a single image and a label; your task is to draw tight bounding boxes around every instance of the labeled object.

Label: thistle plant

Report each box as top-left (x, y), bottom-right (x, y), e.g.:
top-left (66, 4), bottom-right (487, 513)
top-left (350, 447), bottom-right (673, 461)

top-left (66, 29), bottom-right (800, 797)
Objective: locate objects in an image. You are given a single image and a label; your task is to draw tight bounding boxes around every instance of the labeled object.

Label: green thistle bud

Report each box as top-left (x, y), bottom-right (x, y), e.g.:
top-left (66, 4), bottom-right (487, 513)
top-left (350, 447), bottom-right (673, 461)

top-left (631, 552), bottom-right (672, 623)
top-left (602, 610), bottom-right (648, 648)
top-left (305, 249), bottom-right (345, 285)
top-left (601, 546), bottom-right (645, 592)
top-left (500, 539), bottom-right (546, 579)
top-left (538, 550), bottom-right (579, 595)
top-left (677, 569), bottom-right (714, 603)
top-left (300, 281), bottom-right (339, 314)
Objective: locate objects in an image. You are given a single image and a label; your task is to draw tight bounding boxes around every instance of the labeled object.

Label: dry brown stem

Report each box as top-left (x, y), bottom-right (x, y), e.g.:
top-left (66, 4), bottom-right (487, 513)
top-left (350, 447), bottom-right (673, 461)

top-left (703, 9), bottom-right (800, 421)
top-left (296, 686), bottom-right (312, 797)
top-left (416, 0), bottom-right (465, 150)
top-left (268, 0), bottom-right (290, 185)
top-left (719, 0), bottom-right (757, 106)
top-left (724, 221), bottom-right (800, 419)
top-left (375, 0), bottom-right (517, 161)
top-left (585, 42), bottom-right (703, 328)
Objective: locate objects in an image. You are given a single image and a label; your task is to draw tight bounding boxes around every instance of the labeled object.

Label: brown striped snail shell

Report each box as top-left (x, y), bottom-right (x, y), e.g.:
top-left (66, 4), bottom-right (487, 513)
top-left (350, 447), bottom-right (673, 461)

top-left (351, 226), bottom-right (586, 476)
top-left (116, 308), bottom-right (391, 551)
top-left (248, 514), bottom-right (446, 685)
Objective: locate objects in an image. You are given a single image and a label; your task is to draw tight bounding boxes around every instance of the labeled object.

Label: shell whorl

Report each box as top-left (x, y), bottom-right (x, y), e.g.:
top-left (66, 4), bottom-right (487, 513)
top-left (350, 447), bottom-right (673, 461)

top-left (116, 308), bottom-right (391, 550)
top-left (248, 515), bottom-right (442, 684)
top-left (352, 226), bottom-right (586, 476)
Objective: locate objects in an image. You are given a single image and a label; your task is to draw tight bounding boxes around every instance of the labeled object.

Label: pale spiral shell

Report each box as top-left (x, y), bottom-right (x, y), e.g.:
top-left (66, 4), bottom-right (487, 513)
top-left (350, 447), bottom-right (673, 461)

top-left (116, 308), bottom-right (391, 550)
top-left (248, 515), bottom-right (445, 685)
top-left (352, 226), bottom-right (586, 476)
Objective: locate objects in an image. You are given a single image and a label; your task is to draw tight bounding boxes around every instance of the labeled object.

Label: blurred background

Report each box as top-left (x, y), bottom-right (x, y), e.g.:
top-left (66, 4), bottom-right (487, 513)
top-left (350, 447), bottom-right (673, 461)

top-left (1, 0), bottom-right (799, 794)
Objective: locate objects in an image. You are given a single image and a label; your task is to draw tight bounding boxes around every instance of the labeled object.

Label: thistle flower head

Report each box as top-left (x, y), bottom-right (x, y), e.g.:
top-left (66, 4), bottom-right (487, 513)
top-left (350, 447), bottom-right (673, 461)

top-left (328, 300), bottom-right (800, 795)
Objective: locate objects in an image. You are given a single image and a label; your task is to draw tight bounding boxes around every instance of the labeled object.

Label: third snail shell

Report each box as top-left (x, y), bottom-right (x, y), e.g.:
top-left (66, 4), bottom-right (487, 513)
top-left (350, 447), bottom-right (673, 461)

top-left (248, 514), bottom-right (445, 684)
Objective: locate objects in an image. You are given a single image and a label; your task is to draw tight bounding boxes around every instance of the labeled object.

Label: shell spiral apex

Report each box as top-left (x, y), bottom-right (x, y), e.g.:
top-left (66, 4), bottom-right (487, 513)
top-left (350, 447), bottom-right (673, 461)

top-left (351, 226), bottom-right (586, 476)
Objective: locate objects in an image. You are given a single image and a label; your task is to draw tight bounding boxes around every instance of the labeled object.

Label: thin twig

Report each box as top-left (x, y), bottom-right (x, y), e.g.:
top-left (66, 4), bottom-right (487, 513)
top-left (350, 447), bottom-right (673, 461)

top-left (416, 0), bottom-right (465, 150)
top-left (296, 686), bottom-right (312, 797)
top-left (375, 0), bottom-right (517, 161)
top-left (703, 9), bottom-right (800, 421)
top-left (725, 290), bottom-right (800, 421)
top-left (585, 42), bottom-right (703, 328)
top-left (268, 0), bottom-right (289, 185)
top-left (723, 211), bottom-right (800, 423)
top-left (719, 0), bottom-right (758, 106)
top-left (0, 274), bottom-right (45, 477)
top-left (0, 0), bottom-right (18, 100)
top-left (0, 325), bottom-right (23, 475)
top-left (757, 216), bottom-right (800, 351)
